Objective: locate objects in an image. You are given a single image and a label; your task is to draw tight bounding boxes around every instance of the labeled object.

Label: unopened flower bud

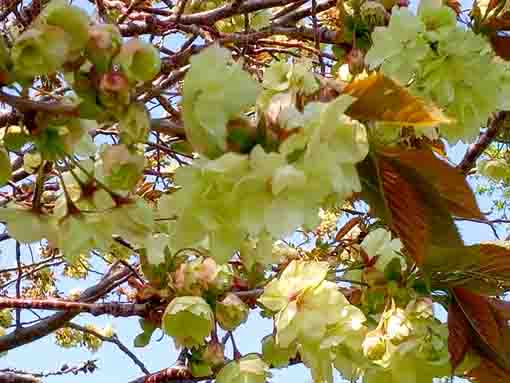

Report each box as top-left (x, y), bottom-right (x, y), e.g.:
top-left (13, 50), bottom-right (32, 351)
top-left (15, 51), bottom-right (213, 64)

top-left (363, 267), bottom-right (386, 287)
top-left (360, 1), bottom-right (387, 27)
top-left (346, 48), bottom-right (365, 76)
top-left (86, 24), bottom-right (122, 72)
top-left (99, 71), bottom-right (131, 110)
top-left (113, 38), bottom-right (161, 84)
top-left (216, 293), bottom-right (249, 331)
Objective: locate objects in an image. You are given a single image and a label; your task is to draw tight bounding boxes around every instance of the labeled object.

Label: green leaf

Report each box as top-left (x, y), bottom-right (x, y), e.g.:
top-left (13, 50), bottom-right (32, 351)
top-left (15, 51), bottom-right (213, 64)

top-left (134, 333), bottom-right (151, 348)
top-left (384, 257), bottom-right (404, 282)
top-left (0, 147), bottom-right (11, 186)
top-left (3, 129), bottom-right (30, 151)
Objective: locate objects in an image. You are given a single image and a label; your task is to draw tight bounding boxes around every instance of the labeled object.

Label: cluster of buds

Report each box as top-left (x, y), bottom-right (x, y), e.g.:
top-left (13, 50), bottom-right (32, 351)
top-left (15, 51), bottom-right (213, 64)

top-left (360, 1), bottom-right (388, 27)
top-left (215, 293), bottom-right (249, 331)
top-left (101, 144), bottom-right (145, 191)
top-left (171, 257), bottom-right (234, 296)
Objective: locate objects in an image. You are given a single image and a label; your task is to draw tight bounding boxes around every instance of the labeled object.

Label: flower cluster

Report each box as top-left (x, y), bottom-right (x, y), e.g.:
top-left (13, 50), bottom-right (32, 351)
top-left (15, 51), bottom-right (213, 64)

top-left (160, 45), bottom-right (369, 265)
top-left (366, 5), bottom-right (510, 142)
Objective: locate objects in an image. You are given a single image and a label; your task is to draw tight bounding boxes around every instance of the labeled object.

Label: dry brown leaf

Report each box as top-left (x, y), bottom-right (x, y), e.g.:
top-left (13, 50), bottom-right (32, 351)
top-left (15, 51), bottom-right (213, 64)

top-left (342, 73), bottom-right (451, 126)
top-left (448, 301), bottom-right (473, 370)
top-left (380, 148), bottom-right (483, 219)
top-left (378, 158), bottom-right (427, 264)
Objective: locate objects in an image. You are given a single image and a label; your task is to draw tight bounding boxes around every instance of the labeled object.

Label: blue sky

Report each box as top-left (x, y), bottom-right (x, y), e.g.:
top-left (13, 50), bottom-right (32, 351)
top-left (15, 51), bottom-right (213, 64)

top-left (1, 0), bottom-right (495, 381)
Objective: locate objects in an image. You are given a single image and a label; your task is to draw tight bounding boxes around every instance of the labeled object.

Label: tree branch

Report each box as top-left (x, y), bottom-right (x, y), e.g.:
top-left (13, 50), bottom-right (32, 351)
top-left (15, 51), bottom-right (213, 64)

top-left (0, 266), bottom-right (133, 352)
top-left (457, 111), bottom-right (508, 174)
top-left (0, 360), bottom-right (98, 379)
top-left (0, 90), bottom-right (78, 116)
top-left (0, 297), bottom-right (150, 317)
top-left (0, 373), bottom-right (40, 383)
top-left (121, 0), bottom-right (300, 31)
top-left (67, 323), bottom-right (150, 375)
top-left (128, 365), bottom-right (198, 383)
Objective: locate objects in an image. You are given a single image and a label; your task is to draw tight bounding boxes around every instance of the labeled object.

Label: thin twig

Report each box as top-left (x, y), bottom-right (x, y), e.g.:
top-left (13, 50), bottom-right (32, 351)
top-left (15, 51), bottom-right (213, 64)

top-left (311, 0), bottom-right (325, 75)
top-left (68, 323), bottom-right (150, 375)
top-left (15, 242), bottom-right (21, 329)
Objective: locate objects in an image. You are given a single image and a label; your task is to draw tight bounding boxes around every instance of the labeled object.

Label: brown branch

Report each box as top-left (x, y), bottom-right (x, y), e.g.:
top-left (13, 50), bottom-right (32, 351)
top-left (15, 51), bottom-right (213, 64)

top-left (0, 373), bottom-right (40, 383)
top-left (0, 360), bottom-right (98, 379)
top-left (14, 242), bottom-right (21, 329)
top-left (150, 118), bottom-right (186, 138)
top-left (457, 111), bottom-right (508, 174)
top-left (0, 266), bottom-right (133, 352)
top-left (0, 297), bottom-right (150, 317)
top-left (0, 91), bottom-right (78, 116)
top-left (0, 0), bottom-right (23, 22)
top-left (0, 110), bottom-right (22, 128)
top-left (119, 0), bottom-right (336, 35)
top-left (274, 0), bottom-right (336, 26)
top-left (68, 323), bottom-right (150, 375)
top-left (119, 0), bottom-right (300, 36)
top-left (128, 348), bottom-right (304, 383)
top-left (271, 0), bottom-right (307, 19)
top-left (128, 365), bottom-right (199, 383)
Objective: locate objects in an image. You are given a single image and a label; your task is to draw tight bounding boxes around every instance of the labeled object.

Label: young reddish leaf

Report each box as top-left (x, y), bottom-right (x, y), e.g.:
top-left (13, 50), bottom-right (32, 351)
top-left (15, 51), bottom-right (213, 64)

top-left (448, 301), bottom-right (473, 370)
top-left (490, 35), bottom-right (510, 61)
top-left (484, 16), bottom-right (510, 30)
top-left (468, 357), bottom-right (510, 383)
top-left (490, 299), bottom-right (510, 321)
top-left (453, 287), bottom-right (510, 370)
top-left (378, 158), bottom-right (427, 264)
top-left (474, 244), bottom-right (510, 292)
top-left (358, 151), bottom-right (462, 265)
top-left (445, 0), bottom-right (462, 14)
top-left (342, 73), bottom-right (451, 126)
top-left (424, 243), bottom-right (510, 294)
top-left (380, 148), bottom-right (483, 219)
